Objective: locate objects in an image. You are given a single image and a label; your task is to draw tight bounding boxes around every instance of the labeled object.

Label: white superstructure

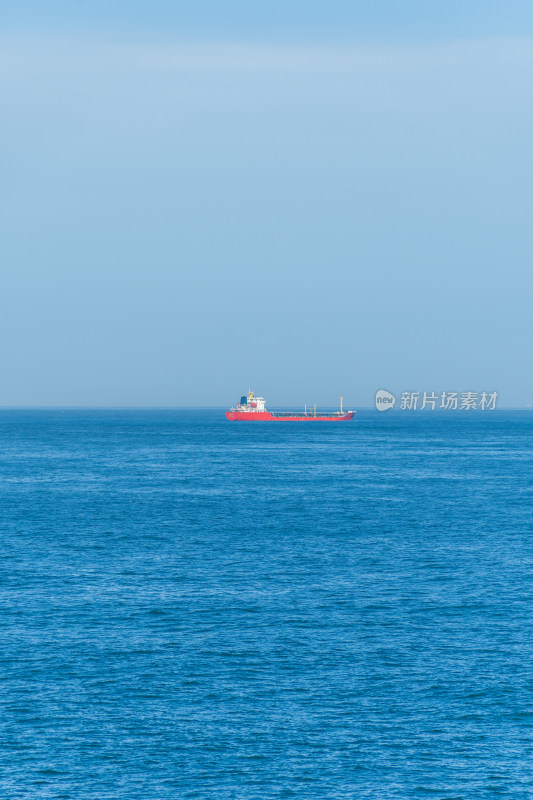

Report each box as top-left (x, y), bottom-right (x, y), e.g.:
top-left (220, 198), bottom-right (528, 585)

top-left (233, 390), bottom-right (266, 412)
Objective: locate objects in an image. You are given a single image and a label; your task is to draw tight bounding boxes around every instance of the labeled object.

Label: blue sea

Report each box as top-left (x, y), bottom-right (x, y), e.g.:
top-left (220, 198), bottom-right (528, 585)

top-left (0, 409), bottom-right (531, 799)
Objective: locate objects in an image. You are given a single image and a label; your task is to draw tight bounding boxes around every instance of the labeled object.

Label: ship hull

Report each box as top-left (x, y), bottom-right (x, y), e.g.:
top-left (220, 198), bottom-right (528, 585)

top-left (225, 411), bottom-right (355, 421)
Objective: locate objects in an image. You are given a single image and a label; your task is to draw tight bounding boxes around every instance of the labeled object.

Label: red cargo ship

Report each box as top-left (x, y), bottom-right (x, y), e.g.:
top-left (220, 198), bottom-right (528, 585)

top-left (226, 391), bottom-right (355, 421)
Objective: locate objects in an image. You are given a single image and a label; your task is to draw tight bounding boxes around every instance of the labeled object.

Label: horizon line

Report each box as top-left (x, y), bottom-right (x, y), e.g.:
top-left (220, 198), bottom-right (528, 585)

top-left (0, 405), bottom-right (529, 412)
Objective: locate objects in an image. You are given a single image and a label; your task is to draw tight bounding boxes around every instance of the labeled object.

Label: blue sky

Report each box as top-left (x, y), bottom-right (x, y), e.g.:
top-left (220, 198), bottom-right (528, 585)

top-left (4, 1), bottom-right (533, 43)
top-left (1, 3), bottom-right (532, 406)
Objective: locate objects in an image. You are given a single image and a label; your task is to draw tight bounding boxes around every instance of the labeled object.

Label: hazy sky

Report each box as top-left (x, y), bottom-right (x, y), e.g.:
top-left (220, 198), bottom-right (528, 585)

top-left (1, 2), bottom-right (532, 406)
